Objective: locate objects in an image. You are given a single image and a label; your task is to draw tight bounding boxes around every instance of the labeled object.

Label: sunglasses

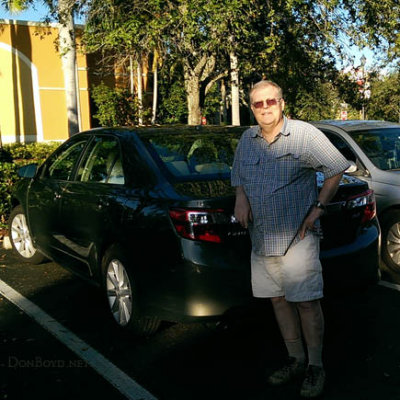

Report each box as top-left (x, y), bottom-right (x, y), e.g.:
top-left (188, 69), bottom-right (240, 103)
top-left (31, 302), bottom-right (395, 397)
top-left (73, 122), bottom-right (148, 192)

top-left (252, 98), bottom-right (282, 109)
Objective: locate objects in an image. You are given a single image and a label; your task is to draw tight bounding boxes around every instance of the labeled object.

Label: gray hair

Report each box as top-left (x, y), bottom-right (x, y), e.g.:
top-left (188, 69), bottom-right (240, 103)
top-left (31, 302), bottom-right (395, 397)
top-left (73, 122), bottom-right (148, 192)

top-left (249, 80), bottom-right (283, 103)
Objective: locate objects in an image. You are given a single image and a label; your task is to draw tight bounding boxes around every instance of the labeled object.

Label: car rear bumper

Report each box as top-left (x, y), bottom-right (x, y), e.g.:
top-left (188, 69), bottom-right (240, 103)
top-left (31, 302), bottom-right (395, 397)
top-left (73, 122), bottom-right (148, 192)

top-left (137, 239), bottom-right (253, 322)
top-left (139, 222), bottom-right (380, 321)
top-left (321, 221), bottom-right (381, 292)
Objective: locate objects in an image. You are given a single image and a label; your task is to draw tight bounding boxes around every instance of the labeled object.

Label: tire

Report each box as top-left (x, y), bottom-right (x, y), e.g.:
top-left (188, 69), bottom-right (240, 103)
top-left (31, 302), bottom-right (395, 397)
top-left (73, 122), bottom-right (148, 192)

top-left (8, 205), bottom-right (45, 264)
top-left (102, 245), bottom-right (161, 336)
top-left (381, 209), bottom-right (400, 273)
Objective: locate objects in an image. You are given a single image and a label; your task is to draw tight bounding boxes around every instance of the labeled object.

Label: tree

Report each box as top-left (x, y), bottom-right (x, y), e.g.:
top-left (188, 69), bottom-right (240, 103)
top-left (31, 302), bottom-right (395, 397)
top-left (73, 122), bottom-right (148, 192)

top-left (368, 72), bottom-right (400, 122)
top-left (56, 0), bottom-right (80, 135)
top-left (82, 0), bottom-right (400, 125)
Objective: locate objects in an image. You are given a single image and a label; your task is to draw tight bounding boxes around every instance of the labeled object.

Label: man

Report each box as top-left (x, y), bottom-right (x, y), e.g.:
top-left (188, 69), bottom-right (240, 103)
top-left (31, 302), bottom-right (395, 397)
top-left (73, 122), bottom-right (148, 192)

top-left (231, 80), bottom-right (349, 398)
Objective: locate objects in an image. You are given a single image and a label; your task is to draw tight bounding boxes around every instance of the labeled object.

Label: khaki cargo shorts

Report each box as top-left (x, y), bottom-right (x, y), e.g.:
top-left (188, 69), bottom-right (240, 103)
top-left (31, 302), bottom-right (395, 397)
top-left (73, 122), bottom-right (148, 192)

top-left (251, 234), bottom-right (323, 302)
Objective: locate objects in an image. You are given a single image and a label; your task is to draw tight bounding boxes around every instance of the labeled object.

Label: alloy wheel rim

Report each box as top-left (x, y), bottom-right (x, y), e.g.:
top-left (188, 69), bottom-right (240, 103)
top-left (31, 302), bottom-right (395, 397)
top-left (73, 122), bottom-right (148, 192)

top-left (106, 259), bottom-right (132, 326)
top-left (387, 222), bottom-right (400, 267)
top-left (11, 213), bottom-right (36, 258)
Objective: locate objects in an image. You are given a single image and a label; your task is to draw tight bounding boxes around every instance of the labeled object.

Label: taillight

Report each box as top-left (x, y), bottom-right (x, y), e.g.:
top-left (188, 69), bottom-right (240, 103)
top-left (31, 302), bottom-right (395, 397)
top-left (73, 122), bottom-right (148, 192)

top-left (169, 208), bottom-right (235, 243)
top-left (345, 189), bottom-right (376, 224)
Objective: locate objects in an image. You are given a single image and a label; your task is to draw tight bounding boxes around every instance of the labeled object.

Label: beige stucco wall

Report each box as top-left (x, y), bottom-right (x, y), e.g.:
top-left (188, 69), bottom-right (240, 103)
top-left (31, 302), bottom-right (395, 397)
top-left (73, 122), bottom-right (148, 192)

top-left (0, 20), bottom-right (91, 143)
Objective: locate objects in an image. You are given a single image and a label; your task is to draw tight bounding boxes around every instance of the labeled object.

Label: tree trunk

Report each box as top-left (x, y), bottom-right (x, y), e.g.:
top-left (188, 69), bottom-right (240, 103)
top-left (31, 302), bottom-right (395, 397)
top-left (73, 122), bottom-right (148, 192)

top-left (151, 66), bottom-right (158, 124)
top-left (151, 52), bottom-right (158, 125)
top-left (129, 56), bottom-right (134, 95)
top-left (220, 79), bottom-right (227, 124)
top-left (137, 61), bottom-right (143, 125)
top-left (184, 66), bottom-right (202, 125)
top-left (58, 0), bottom-right (79, 136)
top-left (230, 51), bottom-right (240, 126)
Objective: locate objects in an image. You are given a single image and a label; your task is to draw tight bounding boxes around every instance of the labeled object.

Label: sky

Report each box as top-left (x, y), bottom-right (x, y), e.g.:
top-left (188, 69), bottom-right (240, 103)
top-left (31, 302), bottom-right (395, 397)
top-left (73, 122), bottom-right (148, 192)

top-left (0, 2), bottom-right (85, 24)
top-left (0, 2), bottom-right (377, 70)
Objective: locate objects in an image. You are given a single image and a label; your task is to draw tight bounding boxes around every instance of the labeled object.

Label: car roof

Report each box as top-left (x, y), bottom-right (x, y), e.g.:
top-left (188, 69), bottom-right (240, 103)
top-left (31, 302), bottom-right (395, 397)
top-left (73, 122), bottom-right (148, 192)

top-left (80, 125), bottom-right (250, 138)
top-left (312, 120), bottom-right (400, 132)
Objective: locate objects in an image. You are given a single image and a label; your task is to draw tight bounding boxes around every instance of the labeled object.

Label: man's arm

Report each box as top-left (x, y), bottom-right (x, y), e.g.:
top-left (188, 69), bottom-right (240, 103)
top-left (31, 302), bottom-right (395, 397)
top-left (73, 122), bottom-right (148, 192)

top-left (234, 186), bottom-right (253, 229)
top-left (299, 172), bottom-right (343, 239)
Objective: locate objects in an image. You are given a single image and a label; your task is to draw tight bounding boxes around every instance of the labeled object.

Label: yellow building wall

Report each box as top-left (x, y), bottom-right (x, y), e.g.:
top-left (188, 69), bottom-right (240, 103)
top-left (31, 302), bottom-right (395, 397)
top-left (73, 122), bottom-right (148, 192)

top-left (0, 44), bottom-right (36, 141)
top-left (0, 20), bottom-right (91, 143)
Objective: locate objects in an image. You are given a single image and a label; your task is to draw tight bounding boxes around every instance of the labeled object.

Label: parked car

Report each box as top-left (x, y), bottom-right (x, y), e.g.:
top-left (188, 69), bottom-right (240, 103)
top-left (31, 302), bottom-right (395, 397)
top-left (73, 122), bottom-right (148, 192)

top-left (8, 126), bottom-right (380, 335)
top-left (312, 120), bottom-right (400, 273)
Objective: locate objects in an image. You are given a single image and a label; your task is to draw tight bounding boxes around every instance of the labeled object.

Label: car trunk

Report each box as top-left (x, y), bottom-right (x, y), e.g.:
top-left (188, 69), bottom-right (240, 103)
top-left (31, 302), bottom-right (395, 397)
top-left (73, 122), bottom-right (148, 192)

top-left (170, 174), bottom-right (374, 252)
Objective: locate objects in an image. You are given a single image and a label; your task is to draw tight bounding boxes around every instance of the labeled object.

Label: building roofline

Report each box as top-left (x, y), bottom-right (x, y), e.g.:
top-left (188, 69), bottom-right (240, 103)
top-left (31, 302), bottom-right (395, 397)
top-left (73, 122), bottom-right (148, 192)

top-left (0, 19), bottom-right (84, 29)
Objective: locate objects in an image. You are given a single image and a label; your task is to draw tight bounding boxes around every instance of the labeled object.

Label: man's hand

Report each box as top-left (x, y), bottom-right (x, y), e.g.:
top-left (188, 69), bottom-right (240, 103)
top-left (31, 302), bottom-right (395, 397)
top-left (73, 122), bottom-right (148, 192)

top-left (234, 186), bottom-right (253, 228)
top-left (299, 172), bottom-right (343, 239)
top-left (299, 207), bottom-right (324, 239)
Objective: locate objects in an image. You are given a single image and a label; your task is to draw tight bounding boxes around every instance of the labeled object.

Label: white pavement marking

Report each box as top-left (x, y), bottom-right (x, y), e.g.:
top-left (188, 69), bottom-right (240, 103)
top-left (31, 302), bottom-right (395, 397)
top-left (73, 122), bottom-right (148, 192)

top-left (379, 280), bottom-right (400, 292)
top-left (0, 279), bottom-right (158, 400)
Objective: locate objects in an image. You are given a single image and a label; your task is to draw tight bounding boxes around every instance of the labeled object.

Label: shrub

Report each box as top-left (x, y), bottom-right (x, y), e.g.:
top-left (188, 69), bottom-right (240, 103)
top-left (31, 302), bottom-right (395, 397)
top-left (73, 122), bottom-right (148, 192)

top-left (0, 142), bottom-right (60, 231)
top-left (91, 82), bottom-right (139, 127)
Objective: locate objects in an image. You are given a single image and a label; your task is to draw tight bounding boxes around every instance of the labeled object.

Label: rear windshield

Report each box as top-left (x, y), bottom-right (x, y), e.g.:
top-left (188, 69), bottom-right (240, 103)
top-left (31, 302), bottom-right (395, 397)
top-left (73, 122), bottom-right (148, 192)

top-left (348, 127), bottom-right (400, 170)
top-left (141, 132), bottom-right (241, 181)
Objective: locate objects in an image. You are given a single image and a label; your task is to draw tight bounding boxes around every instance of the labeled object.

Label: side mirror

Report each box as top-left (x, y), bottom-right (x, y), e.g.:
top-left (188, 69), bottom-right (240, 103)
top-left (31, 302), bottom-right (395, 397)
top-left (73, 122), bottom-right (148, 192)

top-left (18, 164), bottom-right (38, 178)
top-left (345, 160), bottom-right (358, 174)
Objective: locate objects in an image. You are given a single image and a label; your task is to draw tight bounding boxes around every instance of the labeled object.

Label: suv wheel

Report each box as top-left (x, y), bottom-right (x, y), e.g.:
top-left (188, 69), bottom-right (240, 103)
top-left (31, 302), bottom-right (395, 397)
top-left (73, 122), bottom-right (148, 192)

top-left (102, 246), bottom-right (160, 336)
top-left (382, 210), bottom-right (400, 272)
top-left (8, 205), bottom-right (45, 264)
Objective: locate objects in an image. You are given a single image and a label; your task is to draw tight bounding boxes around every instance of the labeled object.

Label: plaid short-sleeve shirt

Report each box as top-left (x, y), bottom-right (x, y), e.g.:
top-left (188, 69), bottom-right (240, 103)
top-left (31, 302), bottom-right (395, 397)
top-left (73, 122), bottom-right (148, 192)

top-left (231, 117), bottom-right (350, 256)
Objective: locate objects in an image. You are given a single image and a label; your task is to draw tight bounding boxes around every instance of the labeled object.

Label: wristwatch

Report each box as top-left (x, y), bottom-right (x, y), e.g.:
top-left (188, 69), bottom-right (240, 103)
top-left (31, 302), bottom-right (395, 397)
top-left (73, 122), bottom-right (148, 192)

top-left (314, 200), bottom-right (326, 212)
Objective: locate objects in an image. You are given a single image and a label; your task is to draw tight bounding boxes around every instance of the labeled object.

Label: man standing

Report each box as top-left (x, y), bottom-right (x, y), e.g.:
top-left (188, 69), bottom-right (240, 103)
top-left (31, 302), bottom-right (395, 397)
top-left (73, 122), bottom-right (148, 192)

top-left (231, 80), bottom-right (349, 398)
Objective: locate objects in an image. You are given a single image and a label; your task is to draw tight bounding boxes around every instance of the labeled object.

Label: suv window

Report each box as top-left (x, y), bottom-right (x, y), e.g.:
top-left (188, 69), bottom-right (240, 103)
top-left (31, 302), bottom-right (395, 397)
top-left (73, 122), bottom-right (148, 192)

top-left (323, 130), bottom-right (357, 162)
top-left (43, 138), bottom-right (88, 180)
top-left (77, 136), bottom-right (125, 185)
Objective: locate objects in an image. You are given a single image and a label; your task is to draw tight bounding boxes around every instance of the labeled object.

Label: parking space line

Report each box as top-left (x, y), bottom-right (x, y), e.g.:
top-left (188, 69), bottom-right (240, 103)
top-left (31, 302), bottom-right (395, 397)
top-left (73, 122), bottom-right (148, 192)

top-left (379, 280), bottom-right (400, 292)
top-left (0, 279), bottom-right (158, 400)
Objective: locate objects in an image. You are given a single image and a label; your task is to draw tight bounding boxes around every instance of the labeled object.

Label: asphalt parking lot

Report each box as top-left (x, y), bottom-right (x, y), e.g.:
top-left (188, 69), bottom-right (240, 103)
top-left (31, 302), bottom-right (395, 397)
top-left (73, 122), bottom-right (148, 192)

top-left (1, 243), bottom-right (400, 400)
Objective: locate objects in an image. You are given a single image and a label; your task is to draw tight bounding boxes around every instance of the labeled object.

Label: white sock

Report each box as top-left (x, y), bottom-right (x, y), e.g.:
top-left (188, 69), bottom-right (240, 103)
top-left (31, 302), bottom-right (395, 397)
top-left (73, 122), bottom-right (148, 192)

top-left (285, 338), bottom-right (305, 361)
top-left (308, 345), bottom-right (323, 367)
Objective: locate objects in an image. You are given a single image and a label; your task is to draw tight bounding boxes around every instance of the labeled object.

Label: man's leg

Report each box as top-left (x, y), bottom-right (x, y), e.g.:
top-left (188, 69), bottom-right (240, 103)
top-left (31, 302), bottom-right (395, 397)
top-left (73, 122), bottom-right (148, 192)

top-left (267, 296), bottom-right (306, 385)
top-left (296, 299), bottom-right (326, 398)
top-left (271, 296), bottom-right (305, 360)
top-left (296, 299), bottom-right (324, 366)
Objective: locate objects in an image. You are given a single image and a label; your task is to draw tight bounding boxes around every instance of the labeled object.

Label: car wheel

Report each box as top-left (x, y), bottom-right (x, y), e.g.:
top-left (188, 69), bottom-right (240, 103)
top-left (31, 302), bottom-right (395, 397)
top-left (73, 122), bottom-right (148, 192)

top-left (382, 210), bottom-right (400, 272)
top-left (8, 205), bottom-right (45, 264)
top-left (102, 246), bottom-right (160, 336)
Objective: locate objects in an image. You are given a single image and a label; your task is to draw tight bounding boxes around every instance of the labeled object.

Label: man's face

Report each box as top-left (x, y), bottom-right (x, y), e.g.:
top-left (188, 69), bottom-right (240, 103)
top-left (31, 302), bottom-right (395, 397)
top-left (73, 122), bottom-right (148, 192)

top-left (251, 86), bottom-right (285, 131)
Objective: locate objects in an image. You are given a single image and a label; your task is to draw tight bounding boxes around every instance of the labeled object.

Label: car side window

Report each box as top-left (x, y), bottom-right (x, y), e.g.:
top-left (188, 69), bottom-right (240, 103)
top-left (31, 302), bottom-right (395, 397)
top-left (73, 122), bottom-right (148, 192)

top-left (323, 130), bottom-right (357, 162)
top-left (43, 138), bottom-right (88, 181)
top-left (77, 136), bottom-right (125, 185)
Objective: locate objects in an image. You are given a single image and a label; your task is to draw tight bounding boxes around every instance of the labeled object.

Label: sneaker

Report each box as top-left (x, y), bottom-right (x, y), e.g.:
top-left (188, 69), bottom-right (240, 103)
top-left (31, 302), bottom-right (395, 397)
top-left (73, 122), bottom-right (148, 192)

top-left (267, 357), bottom-right (306, 386)
top-left (300, 365), bottom-right (326, 398)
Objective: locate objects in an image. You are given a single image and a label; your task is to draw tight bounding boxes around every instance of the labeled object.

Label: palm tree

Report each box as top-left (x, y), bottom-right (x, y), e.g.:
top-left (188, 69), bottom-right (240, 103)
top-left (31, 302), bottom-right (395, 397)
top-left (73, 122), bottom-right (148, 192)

top-left (56, 0), bottom-right (79, 135)
top-left (3, 0), bottom-right (81, 137)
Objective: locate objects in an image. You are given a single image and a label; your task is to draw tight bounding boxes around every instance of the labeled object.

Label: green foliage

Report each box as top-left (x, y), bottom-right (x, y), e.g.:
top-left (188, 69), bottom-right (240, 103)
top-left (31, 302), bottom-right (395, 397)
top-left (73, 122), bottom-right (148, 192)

top-left (0, 142), bottom-right (59, 229)
top-left (91, 82), bottom-right (139, 127)
top-left (288, 82), bottom-right (340, 120)
top-left (158, 80), bottom-right (188, 124)
top-left (204, 83), bottom-right (221, 123)
top-left (0, 162), bottom-right (18, 229)
top-left (5, 142), bottom-right (60, 162)
top-left (367, 73), bottom-right (400, 122)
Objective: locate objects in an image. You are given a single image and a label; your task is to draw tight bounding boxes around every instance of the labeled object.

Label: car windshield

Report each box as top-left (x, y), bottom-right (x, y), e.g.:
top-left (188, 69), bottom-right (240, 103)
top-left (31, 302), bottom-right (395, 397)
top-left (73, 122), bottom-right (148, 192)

top-left (348, 128), bottom-right (400, 170)
top-left (141, 131), bottom-right (240, 181)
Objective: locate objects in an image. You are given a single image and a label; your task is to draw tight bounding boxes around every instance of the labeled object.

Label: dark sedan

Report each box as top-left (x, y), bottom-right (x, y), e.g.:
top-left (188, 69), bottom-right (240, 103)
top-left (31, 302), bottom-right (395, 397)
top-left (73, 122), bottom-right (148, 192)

top-left (9, 126), bottom-right (380, 335)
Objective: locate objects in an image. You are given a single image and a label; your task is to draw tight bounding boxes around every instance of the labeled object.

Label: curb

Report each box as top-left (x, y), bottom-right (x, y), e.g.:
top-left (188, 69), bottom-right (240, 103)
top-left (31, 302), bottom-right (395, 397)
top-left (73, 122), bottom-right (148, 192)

top-left (2, 236), bottom-right (12, 250)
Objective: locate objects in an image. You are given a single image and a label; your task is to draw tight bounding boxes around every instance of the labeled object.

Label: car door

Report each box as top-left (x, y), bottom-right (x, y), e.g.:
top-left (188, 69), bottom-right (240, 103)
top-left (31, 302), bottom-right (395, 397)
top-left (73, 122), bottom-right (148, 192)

top-left (56, 134), bottom-right (129, 278)
top-left (27, 136), bottom-right (90, 258)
